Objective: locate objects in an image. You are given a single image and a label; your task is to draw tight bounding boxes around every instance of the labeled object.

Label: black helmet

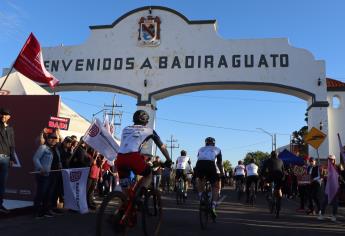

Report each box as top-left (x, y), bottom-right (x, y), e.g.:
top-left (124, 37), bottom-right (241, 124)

top-left (133, 110), bottom-right (149, 125)
top-left (238, 160), bottom-right (243, 165)
top-left (205, 137), bottom-right (215, 146)
top-left (181, 150), bottom-right (187, 156)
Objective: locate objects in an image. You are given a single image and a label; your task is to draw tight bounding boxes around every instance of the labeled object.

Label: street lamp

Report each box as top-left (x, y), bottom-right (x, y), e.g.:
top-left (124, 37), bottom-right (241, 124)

top-left (256, 128), bottom-right (276, 151)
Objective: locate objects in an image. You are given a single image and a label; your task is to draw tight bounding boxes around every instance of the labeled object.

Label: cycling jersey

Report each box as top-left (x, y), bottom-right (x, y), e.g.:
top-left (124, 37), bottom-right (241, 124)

top-left (246, 163), bottom-right (259, 176)
top-left (116, 125), bottom-right (163, 182)
top-left (197, 146), bottom-right (221, 161)
top-left (176, 155), bottom-right (191, 170)
top-left (234, 165), bottom-right (246, 176)
top-left (118, 125), bottom-right (163, 154)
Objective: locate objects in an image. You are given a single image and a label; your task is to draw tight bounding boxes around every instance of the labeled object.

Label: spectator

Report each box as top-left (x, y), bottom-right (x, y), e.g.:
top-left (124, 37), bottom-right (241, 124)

top-left (32, 133), bottom-right (57, 218)
top-left (308, 157), bottom-right (321, 216)
top-left (152, 156), bottom-right (163, 190)
top-left (58, 136), bottom-right (73, 169)
top-left (69, 138), bottom-right (90, 168)
top-left (161, 165), bottom-right (172, 193)
top-left (295, 156), bottom-right (312, 213)
top-left (0, 108), bottom-right (15, 214)
top-left (318, 155), bottom-right (340, 221)
top-left (87, 153), bottom-right (104, 210)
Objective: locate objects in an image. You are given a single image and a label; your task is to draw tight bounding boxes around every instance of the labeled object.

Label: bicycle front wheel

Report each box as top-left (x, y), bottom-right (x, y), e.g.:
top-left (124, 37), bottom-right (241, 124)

top-left (142, 189), bottom-right (162, 236)
top-left (96, 191), bottom-right (128, 236)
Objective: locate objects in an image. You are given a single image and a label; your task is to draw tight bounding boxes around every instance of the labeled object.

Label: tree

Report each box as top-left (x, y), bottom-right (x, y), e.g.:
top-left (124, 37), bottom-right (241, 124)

top-left (243, 151), bottom-right (270, 166)
top-left (223, 160), bottom-right (232, 172)
top-left (291, 126), bottom-right (308, 157)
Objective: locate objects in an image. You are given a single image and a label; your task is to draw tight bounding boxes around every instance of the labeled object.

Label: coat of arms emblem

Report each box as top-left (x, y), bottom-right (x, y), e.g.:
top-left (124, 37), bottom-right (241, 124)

top-left (138, 16), bottom-right (161, 47)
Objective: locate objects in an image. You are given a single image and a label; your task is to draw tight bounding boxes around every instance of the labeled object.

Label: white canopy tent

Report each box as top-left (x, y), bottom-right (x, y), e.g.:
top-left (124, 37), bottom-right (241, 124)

top-left (0, 72), bottom-right (90, 138)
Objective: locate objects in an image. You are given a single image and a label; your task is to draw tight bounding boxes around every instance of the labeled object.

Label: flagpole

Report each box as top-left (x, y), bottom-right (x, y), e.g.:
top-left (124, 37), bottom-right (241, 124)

top-left (0, 63), bottom-right (15, 90)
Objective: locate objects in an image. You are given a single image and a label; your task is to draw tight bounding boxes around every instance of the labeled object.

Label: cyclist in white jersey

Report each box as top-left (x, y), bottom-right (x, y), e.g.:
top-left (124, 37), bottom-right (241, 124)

top-left (115, 110), bottom-right (172, 194)
top-left (245, 158), bottom-right (259, 202)
top-left (195, 137), bottom-right (224, 217)
top-left (175, 150), bottom-right (192, 198)
top-left (234, 160), bottom-right (246, 185)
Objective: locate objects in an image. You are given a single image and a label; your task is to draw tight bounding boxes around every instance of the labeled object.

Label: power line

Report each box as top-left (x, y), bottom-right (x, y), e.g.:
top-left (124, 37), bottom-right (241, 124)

top-left (61, 96), bottom-right (291, 135)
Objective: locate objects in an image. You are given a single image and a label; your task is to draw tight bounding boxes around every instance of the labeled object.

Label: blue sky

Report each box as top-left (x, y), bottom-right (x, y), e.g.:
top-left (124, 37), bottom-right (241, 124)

top-left (1, 0), bottom-right (345, 166)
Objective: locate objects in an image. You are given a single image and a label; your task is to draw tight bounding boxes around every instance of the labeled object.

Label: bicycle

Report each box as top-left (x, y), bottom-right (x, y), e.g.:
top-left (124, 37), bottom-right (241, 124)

top-left (176, 177), bottom-right (185, 205)
top-left (265, 181), bottom-right (281, 218)
top-left (235, 178), bottom-right (245, 201)
top-left (248, 182), bottom-right (256, 206)
top-left (199, 179), bottom-right (216, 230)
top-left (96, 176), bottom-right (162, 236)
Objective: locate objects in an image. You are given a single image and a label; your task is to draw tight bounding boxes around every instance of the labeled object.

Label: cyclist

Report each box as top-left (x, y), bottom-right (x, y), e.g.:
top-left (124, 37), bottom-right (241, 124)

top-left (262, 151), bottom-right (285, 217)
top-left (175, 150), bottom-right (193, 198)
top-left (234, 160), bottom-right (246, 191)
top-left (195, 137), bottom-right (224, 217)
top-left (245, 158), bottom-right (259, 203)
top-left (115, 110), bottom-right (172, 196)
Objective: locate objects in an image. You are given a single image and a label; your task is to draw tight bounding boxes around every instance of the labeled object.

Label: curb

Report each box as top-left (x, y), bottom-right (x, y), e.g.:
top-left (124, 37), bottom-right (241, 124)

top-left (0, 206), bottom-right (34, 219)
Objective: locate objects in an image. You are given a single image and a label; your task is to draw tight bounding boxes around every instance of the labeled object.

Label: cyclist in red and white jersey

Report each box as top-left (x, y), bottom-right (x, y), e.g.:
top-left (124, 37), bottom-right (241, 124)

top-left (115, 110), bottom-right (172, 193)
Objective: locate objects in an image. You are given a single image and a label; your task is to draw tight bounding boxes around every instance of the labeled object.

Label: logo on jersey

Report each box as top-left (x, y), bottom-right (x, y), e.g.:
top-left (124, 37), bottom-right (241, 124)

top-left (70, 171), bottom-right (82, 182)
top-left (138, 16), bottom-right (161, 47)
top-left (88, 123), bottom-right (100, 137)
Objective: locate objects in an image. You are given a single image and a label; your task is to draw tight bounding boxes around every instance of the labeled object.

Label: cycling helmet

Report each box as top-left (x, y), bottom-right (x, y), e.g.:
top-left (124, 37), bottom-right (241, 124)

top-left (133, 110), bottom-right (149, 125)
top-left (205, 137), bottom-right (215, 146)
top-left (181, 150), bottom-right (187, 156)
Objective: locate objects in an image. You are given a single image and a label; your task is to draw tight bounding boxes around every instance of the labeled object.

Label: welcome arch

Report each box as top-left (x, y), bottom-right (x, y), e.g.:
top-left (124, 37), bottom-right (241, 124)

top-left (42, 6), bottom-right (332, 158)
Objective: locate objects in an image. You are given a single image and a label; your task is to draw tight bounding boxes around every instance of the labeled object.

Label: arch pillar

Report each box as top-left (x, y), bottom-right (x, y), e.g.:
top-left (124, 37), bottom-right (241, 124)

top-left (307, 103), bottom-right (329, 160)
top-left (136, 98), bottom-right (157, 155)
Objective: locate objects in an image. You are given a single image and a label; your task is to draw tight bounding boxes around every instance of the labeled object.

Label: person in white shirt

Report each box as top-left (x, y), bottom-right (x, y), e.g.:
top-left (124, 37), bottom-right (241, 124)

top-left (245, 158), bottom-right (259, 202)
top-left (175, 150), bottom-right (192, 198)
top-left (195, 137), bottom-right (224, 218)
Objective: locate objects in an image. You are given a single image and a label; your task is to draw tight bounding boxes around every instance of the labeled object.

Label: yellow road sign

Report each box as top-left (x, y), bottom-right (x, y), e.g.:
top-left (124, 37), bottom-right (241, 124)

top-left (304, 127), bottom-right (326, 149)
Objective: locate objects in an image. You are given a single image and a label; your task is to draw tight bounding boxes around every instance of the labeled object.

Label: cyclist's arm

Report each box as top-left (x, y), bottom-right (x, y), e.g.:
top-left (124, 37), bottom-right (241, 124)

top-left (216, 151), bottom-right (224, 175)
top-left (151, 130), bottom-right (171, 162)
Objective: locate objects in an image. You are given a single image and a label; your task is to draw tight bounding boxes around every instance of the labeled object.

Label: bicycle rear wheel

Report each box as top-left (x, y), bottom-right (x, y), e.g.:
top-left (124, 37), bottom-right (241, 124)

top-left (96, 191), bottom-right (128, 236)
top-left (199, 192), bottom-right (209, 230)
top-left (142, 189), bottom-right (162, 236)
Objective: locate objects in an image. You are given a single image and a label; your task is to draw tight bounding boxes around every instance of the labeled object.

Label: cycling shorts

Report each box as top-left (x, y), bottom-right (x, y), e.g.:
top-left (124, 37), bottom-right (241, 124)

top-left (195, 160), bottom-right (219, 184)
top-left (175, 169), bottom-right (187, 181)
top-left (115, 152), bottom-right (151, 179)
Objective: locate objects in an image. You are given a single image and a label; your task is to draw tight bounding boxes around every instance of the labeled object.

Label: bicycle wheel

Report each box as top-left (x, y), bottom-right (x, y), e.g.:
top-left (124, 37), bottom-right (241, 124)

top-left (142, 189), bottom-right (162, 236)
top-left (275, 197), bottom-right (281, 218)
top-left (96, 191), bottom-right (128, 236)
top-left (199, 192), bottom-right (209, 230)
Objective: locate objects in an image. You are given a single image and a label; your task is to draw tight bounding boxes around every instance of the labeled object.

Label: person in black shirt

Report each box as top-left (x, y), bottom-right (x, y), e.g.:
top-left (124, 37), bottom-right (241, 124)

top-left (0, 108), bottom-right (15, 214)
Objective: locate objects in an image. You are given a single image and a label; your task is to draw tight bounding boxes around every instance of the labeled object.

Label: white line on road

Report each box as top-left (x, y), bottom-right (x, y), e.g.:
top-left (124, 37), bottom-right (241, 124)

top-left (217, 195), bottom-right (227, 205)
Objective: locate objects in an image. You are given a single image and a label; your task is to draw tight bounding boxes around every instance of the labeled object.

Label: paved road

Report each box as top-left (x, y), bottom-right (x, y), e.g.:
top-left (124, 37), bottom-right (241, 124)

top-left (1, 187), bottom-right (344, 236)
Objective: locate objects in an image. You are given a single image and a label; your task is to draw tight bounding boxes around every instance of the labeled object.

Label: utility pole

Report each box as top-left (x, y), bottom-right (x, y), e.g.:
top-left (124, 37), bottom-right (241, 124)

top-left (166, 135), bottom-right (179, 160)
top-left (104, 95), bottom-right (123, 135)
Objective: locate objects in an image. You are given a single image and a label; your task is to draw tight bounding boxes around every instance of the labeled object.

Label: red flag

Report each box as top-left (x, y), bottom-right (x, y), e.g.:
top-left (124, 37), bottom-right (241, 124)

top-left (13, 33), bottom-right (59, 88)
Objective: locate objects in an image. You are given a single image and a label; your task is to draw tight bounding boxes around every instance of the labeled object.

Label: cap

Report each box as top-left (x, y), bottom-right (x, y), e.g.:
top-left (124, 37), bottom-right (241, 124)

top-left (47, 133), bottom-right (58, 139)
top-left (328, 154), bottom-right (336, 160)
top-left (0, 108), bottom-right (11, 115)
top-left (309, 157), bottom-right (315, 162)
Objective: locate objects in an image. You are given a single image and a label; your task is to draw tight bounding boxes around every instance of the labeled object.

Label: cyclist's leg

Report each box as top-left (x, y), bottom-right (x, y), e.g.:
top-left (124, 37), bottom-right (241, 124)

top-left (182, 171), bottom-right (188, 197)
top-left (195, 161), bottom-right (206, 199)
top-left (126, 153), bottom-right (152, 194)
top-left (245, 176), bottom-right (251, 201)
